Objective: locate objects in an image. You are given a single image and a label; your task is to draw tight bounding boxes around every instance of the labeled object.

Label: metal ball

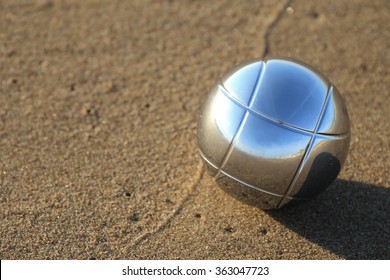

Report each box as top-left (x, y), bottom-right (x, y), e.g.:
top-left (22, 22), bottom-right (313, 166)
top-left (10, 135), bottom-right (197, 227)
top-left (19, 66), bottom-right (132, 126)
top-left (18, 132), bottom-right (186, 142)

top-left (197, 57), bottom-right (350, 209)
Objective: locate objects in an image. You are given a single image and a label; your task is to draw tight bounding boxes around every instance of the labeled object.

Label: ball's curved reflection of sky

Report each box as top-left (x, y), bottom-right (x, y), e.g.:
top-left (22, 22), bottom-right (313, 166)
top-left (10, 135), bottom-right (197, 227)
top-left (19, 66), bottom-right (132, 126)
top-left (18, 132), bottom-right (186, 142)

top-left (213, 89), bottom-right (310, 160)
top-left (234, 114), bottom-right (310, 159)
top-left (251, 60), bottom-right (328, 132)
top-left (212, 91), bottom-right (245, 142)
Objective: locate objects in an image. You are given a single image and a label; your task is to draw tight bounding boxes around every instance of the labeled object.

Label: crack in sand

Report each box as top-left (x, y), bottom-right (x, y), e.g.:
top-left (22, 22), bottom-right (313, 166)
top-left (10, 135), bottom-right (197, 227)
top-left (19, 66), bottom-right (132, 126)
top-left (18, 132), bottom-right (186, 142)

top-left (130, 160), bottom-right (205, 251)
top-left (262, 0), bottom-right (292, 57)
top-left (129, 0), bottom-right (291, 254)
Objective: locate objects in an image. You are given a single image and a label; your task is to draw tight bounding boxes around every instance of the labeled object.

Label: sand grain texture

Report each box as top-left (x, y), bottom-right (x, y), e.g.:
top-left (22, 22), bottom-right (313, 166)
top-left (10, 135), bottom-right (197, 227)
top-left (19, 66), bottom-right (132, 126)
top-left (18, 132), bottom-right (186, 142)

top-left (0, 0), bottom-right (389, 259)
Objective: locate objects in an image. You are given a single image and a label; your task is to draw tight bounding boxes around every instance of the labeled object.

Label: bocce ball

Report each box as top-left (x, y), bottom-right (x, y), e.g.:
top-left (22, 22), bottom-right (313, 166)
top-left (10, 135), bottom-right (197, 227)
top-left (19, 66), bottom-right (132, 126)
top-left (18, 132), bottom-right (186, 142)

top-left (197, 57), bottom-right (350, 209)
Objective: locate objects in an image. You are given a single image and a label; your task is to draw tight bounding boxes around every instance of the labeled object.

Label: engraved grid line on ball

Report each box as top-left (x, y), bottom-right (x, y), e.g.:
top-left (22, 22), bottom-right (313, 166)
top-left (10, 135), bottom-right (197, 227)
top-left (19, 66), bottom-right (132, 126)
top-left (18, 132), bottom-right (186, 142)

top-left (277, 83), bottom-right (333, 207)
top-left (213, 61), bottom-right (266, 180)
top-left (199, 148), bottom-right (287, 198)
top-left (218, 66), bottom-right (330, 200)
top-left (218, 83), bottom-right (314, 137)
top-left (198, 138), bottom-right (346, 201)
top-left (217, 83), bottom-right (349, 140)
top-left (197, 57), bottom-right (350, 209)
top-left (212, 76), bottom-right (330, 202)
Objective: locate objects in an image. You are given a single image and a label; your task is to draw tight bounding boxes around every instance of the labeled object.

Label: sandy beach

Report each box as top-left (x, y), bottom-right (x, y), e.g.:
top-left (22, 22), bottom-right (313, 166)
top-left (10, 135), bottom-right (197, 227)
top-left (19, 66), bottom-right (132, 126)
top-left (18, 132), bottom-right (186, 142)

top-left (0, 0), bottom-right (389, 259)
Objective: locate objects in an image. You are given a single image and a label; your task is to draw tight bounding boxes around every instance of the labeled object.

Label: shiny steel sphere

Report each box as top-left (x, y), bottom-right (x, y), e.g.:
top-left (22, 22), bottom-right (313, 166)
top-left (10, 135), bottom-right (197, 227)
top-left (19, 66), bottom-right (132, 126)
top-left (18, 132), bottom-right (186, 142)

top-left (197, 57), bottom-right (350, 209)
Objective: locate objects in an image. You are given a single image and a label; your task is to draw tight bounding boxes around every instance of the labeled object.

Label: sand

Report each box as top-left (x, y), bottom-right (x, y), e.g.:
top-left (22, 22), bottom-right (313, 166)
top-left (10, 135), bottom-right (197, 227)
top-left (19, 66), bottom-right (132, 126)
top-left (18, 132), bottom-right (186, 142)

top-left (0, 0), bottom-right (389, 259)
